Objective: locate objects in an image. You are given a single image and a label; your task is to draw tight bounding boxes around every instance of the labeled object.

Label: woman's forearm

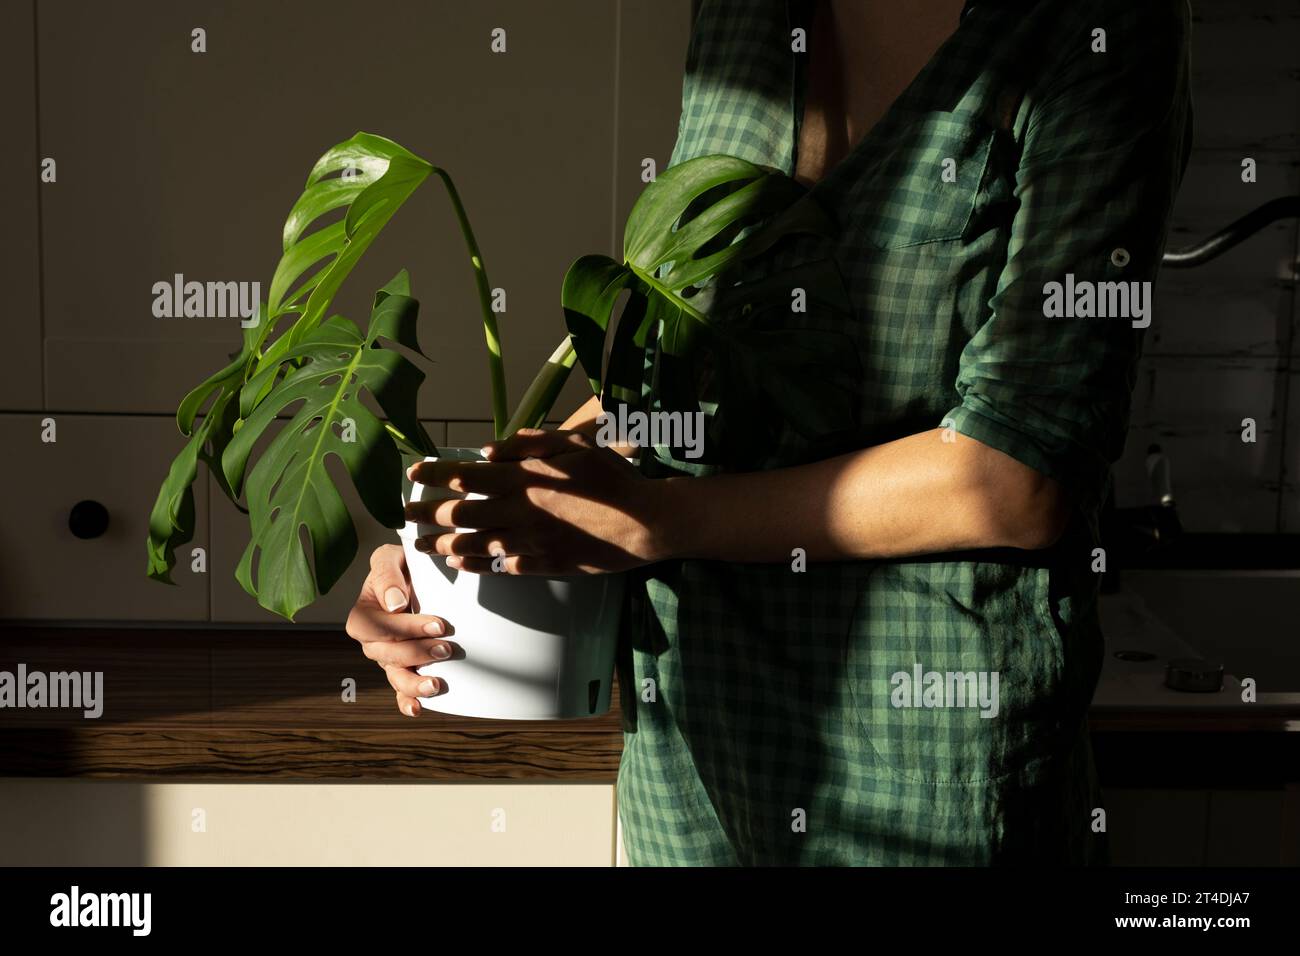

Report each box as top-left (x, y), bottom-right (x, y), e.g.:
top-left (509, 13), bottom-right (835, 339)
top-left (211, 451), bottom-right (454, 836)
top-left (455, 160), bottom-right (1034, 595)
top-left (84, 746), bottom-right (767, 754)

top-left (656, 428), bottom-right (1070, 563)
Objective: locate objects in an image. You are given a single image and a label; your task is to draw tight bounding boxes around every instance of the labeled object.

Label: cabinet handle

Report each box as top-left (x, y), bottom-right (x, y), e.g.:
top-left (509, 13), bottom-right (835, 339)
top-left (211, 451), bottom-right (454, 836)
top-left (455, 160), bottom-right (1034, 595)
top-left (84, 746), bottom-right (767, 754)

top-left (68, 499), bottom-right (110, 539)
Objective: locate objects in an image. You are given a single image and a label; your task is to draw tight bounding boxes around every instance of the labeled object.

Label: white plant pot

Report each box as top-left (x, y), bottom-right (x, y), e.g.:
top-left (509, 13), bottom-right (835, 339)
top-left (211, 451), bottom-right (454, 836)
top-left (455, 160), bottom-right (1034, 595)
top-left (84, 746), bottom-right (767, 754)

top-left (398, 448), bottom-right (625, 720)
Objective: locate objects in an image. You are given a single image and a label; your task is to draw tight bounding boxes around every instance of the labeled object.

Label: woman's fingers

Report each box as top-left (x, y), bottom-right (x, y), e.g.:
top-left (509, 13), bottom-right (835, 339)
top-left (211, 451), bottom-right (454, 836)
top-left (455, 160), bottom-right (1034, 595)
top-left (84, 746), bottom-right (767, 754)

top-left (482, 427), bottom-right (594, 461)
top-left (346, 548), bottom-right (450, 644)
top-left (367, 543), bottom-right (411, 612)
top-left (346, 545), bottom-right (453, 721)
top-left (403, 494), bottom-right (524, 530)
top-left (446, 554), bottom-right (555, 575)
top-left (416, 529), bottom-right (533, 558)
top-left (346, 600), bottom-right (449, 644)
top-left (406, 457), bottom-right (570, 497)
top-left (361, 637), bottom-right (455, 668)
top-left (406, 459), bottom-right (521, 496)
top-left (382, 663), bottom-right (442, 700)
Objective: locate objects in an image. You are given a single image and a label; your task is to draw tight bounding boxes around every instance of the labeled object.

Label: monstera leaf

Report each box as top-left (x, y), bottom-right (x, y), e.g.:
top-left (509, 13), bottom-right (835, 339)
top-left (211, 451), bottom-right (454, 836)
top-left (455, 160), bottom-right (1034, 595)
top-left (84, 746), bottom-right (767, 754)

top-left (562, 154), bottom-right (850, 445)
top-left (222, 271), bottom-right (434, 620)
top-left (145, 318), bottom-right (259, 582)
top-left (256, 133), bottom-right (434, 375)
top-left (701, 256), bottom-right (861, 442)
top-left (147, 133), bottom-right (436, 592)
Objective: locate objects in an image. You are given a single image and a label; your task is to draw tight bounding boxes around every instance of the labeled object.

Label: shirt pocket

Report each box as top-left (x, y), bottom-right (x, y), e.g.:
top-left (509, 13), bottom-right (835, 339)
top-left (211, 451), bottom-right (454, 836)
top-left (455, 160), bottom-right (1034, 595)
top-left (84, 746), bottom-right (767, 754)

top-left (845, 110), bottom-right (995, 250)
top-left (842, 560), bottom-right (1066, 787)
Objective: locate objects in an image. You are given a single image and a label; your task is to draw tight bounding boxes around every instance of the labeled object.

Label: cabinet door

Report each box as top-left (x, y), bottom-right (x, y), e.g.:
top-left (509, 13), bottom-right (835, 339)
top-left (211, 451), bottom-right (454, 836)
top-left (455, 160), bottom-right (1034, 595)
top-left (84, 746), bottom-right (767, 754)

top-left (1, 1), bottom-right (42, 410)
top-left (0, 414), bottom-right (208, 621)
top-left (37, 0), bottom-right (617, 417)
top-left (209, 422), bottom-right (447, 624)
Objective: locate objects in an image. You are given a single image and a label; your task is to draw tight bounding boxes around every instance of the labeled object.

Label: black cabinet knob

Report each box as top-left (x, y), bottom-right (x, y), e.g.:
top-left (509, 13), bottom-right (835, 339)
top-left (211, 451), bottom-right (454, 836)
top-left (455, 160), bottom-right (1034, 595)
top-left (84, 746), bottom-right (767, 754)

top-left (68, 499), bottom-right (110, 539)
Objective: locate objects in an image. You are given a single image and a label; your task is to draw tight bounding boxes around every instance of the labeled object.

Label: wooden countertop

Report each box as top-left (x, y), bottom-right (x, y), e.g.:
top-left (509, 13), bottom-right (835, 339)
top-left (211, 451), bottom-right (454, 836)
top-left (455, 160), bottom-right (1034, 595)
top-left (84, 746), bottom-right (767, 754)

top-left (2, 625), bottom-right (1296, 783)
top-left (0, 626), bottom-right (623, 781)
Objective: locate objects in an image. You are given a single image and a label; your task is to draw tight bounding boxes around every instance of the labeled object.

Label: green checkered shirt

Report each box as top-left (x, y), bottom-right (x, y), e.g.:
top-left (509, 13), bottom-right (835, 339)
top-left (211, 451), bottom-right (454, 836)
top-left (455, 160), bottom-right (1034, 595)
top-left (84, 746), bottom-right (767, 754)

top-left (617, 0), bottom-right (1192, 864)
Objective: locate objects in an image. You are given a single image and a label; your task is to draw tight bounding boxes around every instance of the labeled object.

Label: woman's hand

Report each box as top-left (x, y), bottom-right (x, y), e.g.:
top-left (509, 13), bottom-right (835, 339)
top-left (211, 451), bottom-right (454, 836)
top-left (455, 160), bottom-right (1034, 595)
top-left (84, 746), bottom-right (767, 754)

top-left (404, 428), bottom-right (678, 575)
top-left (345, 544), bottom-right (456, 717)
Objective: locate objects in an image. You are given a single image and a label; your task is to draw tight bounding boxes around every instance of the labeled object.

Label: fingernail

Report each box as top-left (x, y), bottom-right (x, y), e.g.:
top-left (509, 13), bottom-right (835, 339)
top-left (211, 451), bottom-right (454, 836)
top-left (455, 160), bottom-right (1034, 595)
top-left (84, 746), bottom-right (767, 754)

top-left (423, 619), bottom-right (444, 637)
top-left (430, 642), bottom-right (451, 660)
top-left (414, 537), bottom-right (433, 553)
top-left (446, 556), bottom-right (463, 569)
top-left (418, 679), bottom-right (438, 697)
top-left (404, 702), bottom-right (418, 717)
top-left (406, 464), bottom-right (419, 481)
top-left (384, 587), bottom-right (407, 612)
top-left (480, 445), bottom-right (494, 459)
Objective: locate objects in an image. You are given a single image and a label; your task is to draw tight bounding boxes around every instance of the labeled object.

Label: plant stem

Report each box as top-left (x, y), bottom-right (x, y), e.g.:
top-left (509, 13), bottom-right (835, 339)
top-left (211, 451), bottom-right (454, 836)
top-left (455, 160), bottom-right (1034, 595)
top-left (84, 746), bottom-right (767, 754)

top-left (432, 168), bottom-right (508, 439)
top-left (502, 337), bottom-right (577, 436)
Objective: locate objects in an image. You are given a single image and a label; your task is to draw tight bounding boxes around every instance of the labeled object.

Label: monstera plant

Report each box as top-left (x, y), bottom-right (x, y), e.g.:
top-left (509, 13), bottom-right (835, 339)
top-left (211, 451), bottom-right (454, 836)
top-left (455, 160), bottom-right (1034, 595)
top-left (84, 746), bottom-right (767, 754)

top-left (146, 132), bottom-right (844, 620)
top-left (564, 156), bottom-right (860, 466)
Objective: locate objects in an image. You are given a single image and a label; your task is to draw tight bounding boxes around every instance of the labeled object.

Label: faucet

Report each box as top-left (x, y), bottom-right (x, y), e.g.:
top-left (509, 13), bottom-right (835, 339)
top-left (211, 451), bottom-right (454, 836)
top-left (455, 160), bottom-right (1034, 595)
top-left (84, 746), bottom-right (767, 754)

top-left (1100, 444), bottom-right (1183, 591)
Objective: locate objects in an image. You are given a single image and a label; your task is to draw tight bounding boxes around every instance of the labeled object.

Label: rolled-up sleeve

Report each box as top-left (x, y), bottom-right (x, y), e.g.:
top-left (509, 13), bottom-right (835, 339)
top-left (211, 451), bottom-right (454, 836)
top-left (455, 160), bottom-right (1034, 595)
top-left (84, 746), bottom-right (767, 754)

top-left (944, 0), bottom-right (1193, 511)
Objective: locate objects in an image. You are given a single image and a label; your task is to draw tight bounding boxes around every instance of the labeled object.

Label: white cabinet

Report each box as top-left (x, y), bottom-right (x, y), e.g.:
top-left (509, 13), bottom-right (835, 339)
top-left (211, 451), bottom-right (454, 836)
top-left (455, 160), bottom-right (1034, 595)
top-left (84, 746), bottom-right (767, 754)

top-left (0, 414), bottom-right (208, 621)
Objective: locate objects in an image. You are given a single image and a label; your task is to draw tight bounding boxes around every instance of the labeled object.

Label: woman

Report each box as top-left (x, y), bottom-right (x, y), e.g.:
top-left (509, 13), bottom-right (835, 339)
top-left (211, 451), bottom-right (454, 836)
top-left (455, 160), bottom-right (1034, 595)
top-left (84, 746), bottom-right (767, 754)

top-left (346, 0), bottom-right (1192, 865)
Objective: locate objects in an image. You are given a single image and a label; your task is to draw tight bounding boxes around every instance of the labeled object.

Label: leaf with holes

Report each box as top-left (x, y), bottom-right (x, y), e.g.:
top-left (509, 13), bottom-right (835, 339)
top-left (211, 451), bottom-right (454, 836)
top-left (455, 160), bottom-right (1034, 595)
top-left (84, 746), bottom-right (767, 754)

top-left (221, 271), bottom-right (434, 620)
top-left (249, 133), bottom-right (434, 411)
top-left (146, 133), bottom-right (436, 588)
top-left (562, 153), bottom-right (841, 424)
top-left (145, 316), bottom-right (260, 583)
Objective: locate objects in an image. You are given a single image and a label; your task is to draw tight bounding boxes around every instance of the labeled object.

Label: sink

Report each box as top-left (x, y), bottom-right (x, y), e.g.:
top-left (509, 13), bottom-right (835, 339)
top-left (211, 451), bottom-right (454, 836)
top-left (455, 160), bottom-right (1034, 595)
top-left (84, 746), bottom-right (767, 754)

top-left (1095, 570), bottom-right (1300, 708)
top-left (1114, 570), bottom-right (1299, 692)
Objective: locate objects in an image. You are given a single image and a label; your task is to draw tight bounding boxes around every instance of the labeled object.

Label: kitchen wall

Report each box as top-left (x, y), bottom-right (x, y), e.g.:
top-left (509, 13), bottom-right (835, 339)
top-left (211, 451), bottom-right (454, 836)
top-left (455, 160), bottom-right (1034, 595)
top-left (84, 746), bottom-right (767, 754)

top-left (1113, 0), bottom-right (1300, 533)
